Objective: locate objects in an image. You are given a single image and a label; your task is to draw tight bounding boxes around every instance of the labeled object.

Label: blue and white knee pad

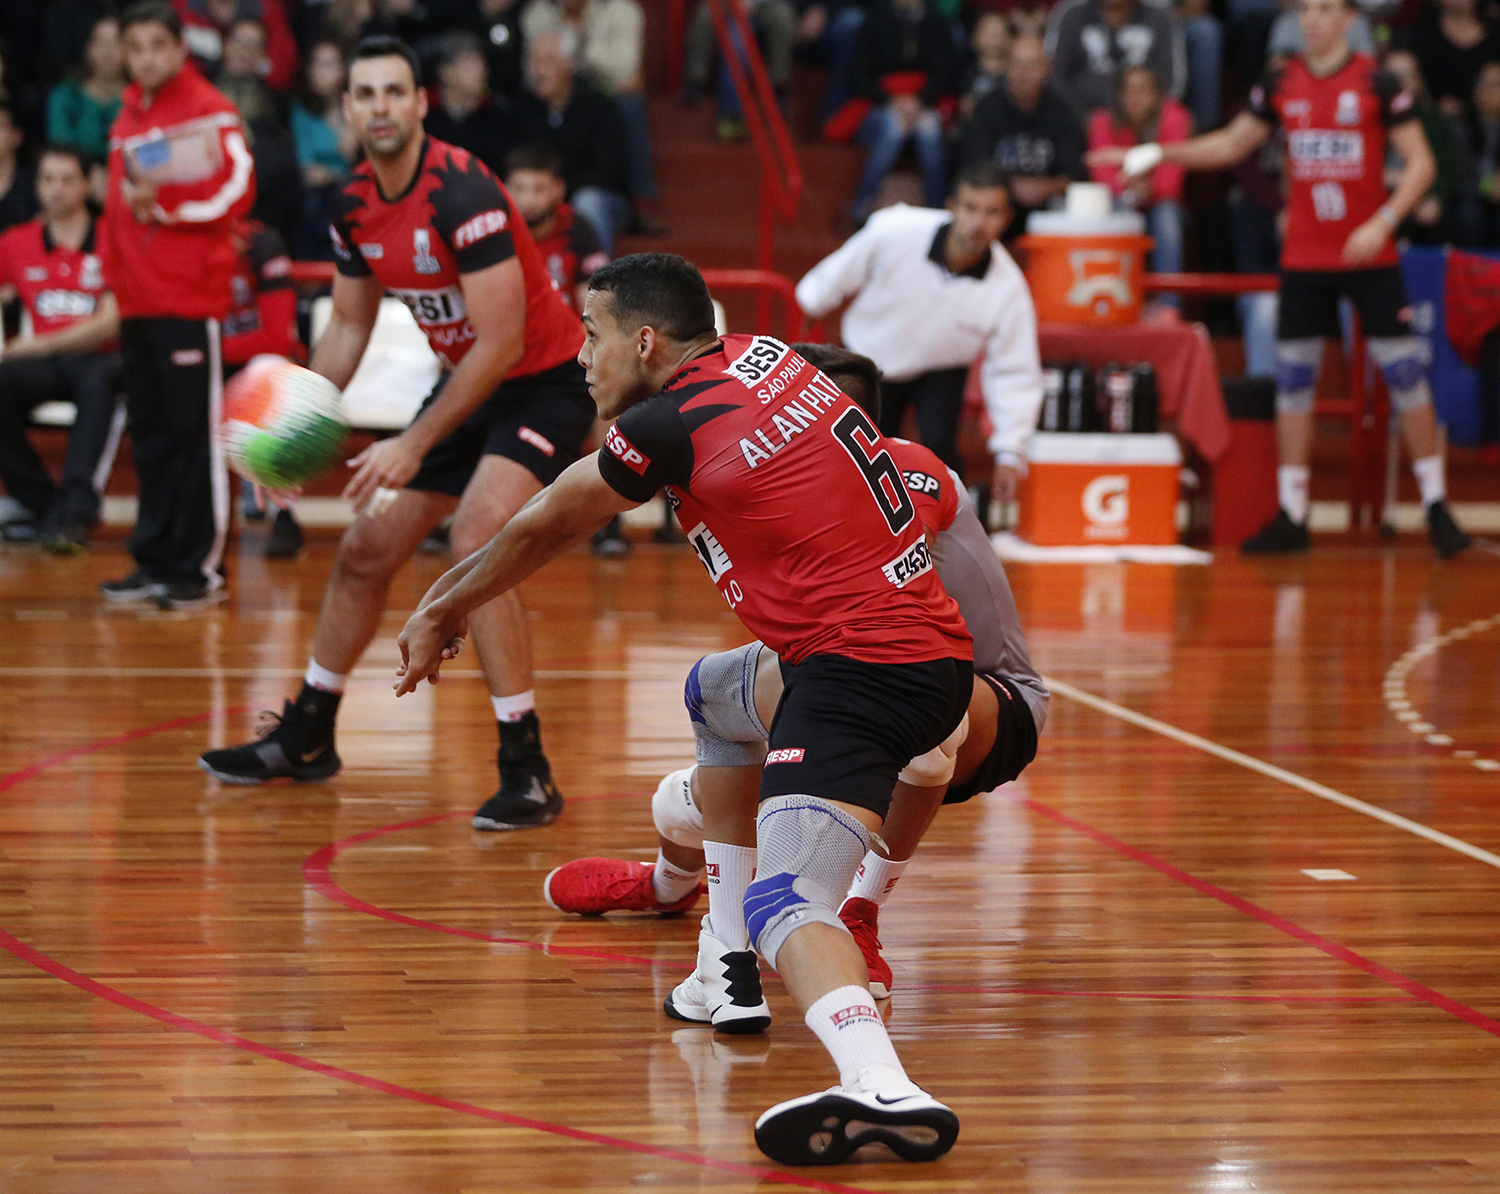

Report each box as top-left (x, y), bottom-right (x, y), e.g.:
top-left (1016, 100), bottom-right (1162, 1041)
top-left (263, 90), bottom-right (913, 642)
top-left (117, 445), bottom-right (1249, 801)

top-left (683, 642), bottom-right (768, 768)
top-left (743, 795), bottom-right (872, 969)
top-left (1368, 336), bottom-right (1433, 413)
top-left (1274, 338), bottom-right (1324, 415)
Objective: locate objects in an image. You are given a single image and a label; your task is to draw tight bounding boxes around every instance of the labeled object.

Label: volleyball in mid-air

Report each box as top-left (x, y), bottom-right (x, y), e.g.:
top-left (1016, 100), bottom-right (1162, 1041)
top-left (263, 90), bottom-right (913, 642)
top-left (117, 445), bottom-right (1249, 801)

top-left (222, 356), bottom-right (348, 489)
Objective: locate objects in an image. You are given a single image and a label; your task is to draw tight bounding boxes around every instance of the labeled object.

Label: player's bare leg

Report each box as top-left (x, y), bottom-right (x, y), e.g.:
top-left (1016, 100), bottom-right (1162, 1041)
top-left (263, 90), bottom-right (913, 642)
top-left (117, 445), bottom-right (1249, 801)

top-left (199, 488), bottom-right (453, 784)
top-left (451, 454), bottom-right (576, 829)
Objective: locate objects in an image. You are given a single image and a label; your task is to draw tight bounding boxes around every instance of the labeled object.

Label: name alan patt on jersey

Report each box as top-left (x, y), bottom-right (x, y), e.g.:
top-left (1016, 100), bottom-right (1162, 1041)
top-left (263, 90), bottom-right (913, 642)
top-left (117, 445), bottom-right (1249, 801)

top-left (726, 338), bottom-right (848, 469)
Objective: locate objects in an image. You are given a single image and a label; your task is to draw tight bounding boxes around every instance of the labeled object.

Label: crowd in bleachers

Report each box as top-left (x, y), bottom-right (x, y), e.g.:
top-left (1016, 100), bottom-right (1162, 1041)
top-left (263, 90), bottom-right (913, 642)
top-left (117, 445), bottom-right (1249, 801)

top-left (0, 0), bottom-right (661, 262)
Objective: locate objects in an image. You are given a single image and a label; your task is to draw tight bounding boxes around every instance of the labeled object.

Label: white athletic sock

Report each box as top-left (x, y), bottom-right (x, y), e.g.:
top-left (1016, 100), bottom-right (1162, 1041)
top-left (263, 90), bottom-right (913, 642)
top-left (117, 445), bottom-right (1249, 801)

top-left (805, 985), bottom-right (907, 1088)
top-left (304, 658), bottom-right (348, 694)
top-left (703, 840), bottom-right (755, 951)
top-left (651, 850), bottom-right (703, 905)
top-left (1278, 465), bottom-right (1310, 525)
top-left (846, 851), bottom-right (909, 907)
top-left (1412, 454), bottom-right (1447, 508)
top-left (491, 690), bottom-right (536, 722)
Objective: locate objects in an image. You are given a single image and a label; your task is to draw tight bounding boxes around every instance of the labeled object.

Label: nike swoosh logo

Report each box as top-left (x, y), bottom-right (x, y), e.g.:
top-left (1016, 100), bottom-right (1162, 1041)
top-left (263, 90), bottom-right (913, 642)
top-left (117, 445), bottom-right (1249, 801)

top-left (296, 744), bottom-right (328, 764)
top-left (874, 1094), bottom-right (915, 1105)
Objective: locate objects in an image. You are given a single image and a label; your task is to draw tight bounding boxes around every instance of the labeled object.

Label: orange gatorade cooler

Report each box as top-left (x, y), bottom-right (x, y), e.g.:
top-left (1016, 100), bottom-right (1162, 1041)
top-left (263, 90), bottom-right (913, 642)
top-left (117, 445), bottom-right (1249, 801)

top-left (1018, 209), bottom-right (1153, 327)
top-left (1017, 432), bottom-right (1182, 546)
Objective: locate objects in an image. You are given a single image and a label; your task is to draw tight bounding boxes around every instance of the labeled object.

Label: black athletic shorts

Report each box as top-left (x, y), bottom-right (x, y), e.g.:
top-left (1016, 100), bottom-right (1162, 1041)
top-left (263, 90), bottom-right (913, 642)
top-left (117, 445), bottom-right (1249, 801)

top-left (943, 672), bottom-right (1039, 805)
top-left (407, 357), bottom-right (595, 496)
top-left (1277, 266), bottom-right (1412, 341)
top-left (760, 653), bottom-right (973, 818)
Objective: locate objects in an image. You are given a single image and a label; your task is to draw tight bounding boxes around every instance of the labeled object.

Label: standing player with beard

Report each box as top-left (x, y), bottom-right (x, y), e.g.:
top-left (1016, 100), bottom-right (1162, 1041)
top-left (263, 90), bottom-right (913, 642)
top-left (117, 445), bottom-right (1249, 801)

top-left (396, 255), bottom-right (974, 1166)
top-left (1091, 0), bottom-right (1469, 558)
top-left (200, 37), bottom-right (595, 832)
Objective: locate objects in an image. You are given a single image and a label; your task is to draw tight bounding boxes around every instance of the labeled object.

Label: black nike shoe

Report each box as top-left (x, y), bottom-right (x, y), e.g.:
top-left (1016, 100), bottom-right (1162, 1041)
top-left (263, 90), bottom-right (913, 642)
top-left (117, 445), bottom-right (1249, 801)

top-left (1426, 500), bottom-right (1470, 559)
top-left (265, 508), bottom-right (305, 559)
top-left (199, 692), bottom-right (341, 784)
top-left (1241, 508), bottom-right (1312, 554)
top-left (472, 711), bottom-right (563, 829)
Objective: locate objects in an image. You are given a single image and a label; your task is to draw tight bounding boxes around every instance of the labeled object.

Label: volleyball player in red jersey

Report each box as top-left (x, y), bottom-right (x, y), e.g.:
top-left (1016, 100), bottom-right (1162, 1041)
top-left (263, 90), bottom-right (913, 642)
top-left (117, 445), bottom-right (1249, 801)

top-left (396, 255), bottom-right (973, 1166)
top-left (200, 37), bottom-right (595, 832)
top-left (1091, 0), bottom-right (1469, 558)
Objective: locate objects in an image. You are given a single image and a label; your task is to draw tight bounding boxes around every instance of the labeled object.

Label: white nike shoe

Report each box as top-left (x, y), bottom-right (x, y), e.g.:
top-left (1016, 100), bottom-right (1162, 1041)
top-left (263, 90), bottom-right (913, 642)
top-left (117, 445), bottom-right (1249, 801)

top-left (663, 915), bottom-right (771, 1034)
top-left (753, 1067), bottom-right (959, 1166)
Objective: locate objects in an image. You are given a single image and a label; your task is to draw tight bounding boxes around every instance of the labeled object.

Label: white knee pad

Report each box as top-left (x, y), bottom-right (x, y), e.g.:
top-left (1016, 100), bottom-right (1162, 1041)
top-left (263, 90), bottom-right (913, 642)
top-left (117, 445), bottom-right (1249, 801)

top-left (651, 767), bottom-right (704, 849)
top-left (1275, 338), bottom-right (1324, 415)
top-left (897, 713), bottom-right (969, 788)
top-left (684, 643), bottom-right (769, 768)
top-left (1368, 336), bottom-right (1434, 413)
top-left (743, 794), bottom-right (871, 969)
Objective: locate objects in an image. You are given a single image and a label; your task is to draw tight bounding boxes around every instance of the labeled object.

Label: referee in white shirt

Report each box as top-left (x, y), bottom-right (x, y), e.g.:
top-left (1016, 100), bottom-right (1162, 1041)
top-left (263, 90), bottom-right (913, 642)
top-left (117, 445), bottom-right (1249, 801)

top-left (796, 163), bottom-right (1043, 503)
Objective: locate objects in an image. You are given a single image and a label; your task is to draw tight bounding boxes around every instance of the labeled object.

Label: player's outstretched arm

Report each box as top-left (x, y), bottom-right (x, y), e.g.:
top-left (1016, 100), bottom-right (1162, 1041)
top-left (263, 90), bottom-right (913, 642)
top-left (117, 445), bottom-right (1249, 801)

top-left (1088, 111), bottom-right (1270, 176)
top-left (309, 272), bottom-right (383, 392)
top-left (395, 452), bottom-right (638, 694)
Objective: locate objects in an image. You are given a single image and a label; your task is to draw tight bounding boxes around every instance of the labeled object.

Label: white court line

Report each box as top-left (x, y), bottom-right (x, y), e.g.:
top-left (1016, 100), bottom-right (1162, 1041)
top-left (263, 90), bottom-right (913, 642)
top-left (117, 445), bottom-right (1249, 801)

top-left (1044, 675), bottom-right (1500, 873)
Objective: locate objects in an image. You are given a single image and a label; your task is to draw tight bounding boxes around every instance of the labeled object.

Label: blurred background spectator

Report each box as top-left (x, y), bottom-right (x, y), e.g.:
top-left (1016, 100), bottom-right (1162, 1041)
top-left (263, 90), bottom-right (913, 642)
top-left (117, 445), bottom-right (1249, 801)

top-left (1088, 63), bottom-right (1190, 286)
top-left (217, 15), bottom-right (301, 245)
top-left (181, 0), bottom-right (300, 91)
top-left (514, 27), bottom-right (633, 253)
top-left (424, 30), bottom-right (514, 172)
top-left (524, 0), bottom-right (660, 225)
top-left (962, 32), bottom-right (1085, 231)
top-left (290, 39), bottom-right (356, 259)
top-left (1384, 49), bottom-right (1461, 246)
top-left (683, 0), bottom-right (796, 137)
top-left (959, 11), bottom-right (1013, 119)
top-left (461, 0), bottom-right (528, 99)
top-left (1393, 0), bottom-right (1500, 121)
top-left (846, 0), bottom-right (959, 223)
top-left (1044, 0), bottom-right (1184, 123)
top-left (1455, 58), bottom-right (1500, 246)
top-left (47, 15), bottom-right (127, 169)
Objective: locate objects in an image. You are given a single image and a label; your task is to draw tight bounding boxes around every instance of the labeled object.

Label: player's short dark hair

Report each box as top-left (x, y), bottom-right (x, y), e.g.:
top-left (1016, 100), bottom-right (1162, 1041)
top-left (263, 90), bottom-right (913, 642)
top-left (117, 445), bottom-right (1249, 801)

top-left (953, 161), bottom-right (1012, 200)
top-left (505, 144), bottom-right (566, 180)
top-left (437, 29), bottom-right (484, 66)
top-left (792, 343), bottom-right (882, 423)
top-left (587, 253), bottom-right (717, 343)
top-left (121, 1), bottom-right (183, 39)
top-left (348, 35), bottom-right (423, 90)
top-left (0, 102), bottom-right (17, 131)
top-left (37, 143), bottom-right (93, 175)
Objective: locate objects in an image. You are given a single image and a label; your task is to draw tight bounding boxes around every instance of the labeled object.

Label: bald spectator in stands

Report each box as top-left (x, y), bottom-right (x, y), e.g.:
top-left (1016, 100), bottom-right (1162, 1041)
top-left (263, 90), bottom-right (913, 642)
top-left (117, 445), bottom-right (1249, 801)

top-left (513, 27), bottom-right (633, 255)
top-left (961, 33), bottom-right (1086, 231)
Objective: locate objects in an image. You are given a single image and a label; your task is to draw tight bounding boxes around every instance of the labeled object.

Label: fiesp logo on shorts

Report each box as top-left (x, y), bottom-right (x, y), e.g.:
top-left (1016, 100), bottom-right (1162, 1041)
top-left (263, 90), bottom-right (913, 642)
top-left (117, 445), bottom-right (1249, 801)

top-left (453, 208), bottom-right (508, 249)
top-left (765, 748), bottom-right (804, 765)
top-left (605, 424), bottom-right (650, 475)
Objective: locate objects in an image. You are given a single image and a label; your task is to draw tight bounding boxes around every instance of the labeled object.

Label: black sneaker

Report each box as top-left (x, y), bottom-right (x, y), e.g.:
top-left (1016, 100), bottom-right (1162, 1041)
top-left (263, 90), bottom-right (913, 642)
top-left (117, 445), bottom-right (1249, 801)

top-left (265, 507), bottom-right (305, 559)
top-left (591, 515), bottom-right (632, 558)
top-left (1426, 500), bottom-right (1470, 559)
top-left (101, 568), bottom-right (167, 602)
top-left (472, 711), bottom-right (563, 830)
top-left (1241, 508), bottom-right (1312, 554)
top-left (199, 697), bottom-right (342, 785)
top-left (38, 513), bottom-right (93, 556)
top-left (157, 578), bottom-right (230, 610)
top-left (418, 522), bottom-right (451, 555)
top-left (2, 516), bottom-right (38, 542)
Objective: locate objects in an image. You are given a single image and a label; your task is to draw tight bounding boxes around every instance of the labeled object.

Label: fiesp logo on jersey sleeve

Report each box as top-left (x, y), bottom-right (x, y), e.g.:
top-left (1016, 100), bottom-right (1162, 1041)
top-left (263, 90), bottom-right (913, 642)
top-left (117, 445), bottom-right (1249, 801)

top-left (453, 208), bottom-right (508, 249)
top-left (605, 424), bottom-right (651, 475)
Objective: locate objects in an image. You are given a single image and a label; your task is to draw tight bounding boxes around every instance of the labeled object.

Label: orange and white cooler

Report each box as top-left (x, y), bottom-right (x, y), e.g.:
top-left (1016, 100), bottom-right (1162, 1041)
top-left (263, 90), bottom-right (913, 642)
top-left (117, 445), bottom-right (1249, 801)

top-left (1016, 186), bottom-right (1153, 327)
top-left (1017, 432), bottom-right (1182, 546)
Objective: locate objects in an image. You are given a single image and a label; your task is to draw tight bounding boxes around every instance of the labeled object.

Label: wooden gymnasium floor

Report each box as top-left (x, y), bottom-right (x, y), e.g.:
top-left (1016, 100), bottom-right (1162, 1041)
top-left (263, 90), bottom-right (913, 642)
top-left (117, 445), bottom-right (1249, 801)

top-left (3, 528), bottom-right (1499, 1194)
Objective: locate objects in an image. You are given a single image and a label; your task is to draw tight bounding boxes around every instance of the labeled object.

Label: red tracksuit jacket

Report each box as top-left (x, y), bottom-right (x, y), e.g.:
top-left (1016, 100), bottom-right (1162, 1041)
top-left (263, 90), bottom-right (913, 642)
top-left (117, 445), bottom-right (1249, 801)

top-left (101, 65), bottom-right (255, 321)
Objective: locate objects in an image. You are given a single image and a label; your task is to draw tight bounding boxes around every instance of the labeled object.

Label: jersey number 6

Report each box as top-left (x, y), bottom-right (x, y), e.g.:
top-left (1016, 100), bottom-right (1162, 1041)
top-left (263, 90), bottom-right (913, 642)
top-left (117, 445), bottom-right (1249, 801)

top-left (831, 406), bottom-right (916, 535)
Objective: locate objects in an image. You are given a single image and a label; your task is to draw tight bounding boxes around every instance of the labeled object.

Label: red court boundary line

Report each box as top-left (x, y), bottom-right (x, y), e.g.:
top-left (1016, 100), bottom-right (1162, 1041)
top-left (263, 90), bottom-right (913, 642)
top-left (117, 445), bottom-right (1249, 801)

top-left (1018, 796), bottom-right (1500, 1038)
top-left (904, 984), bottom-right (1421, 1004)
top-left (303, 808), bottom-right (692, 970)
top-left (0, 718), bottom-right (882, 1194)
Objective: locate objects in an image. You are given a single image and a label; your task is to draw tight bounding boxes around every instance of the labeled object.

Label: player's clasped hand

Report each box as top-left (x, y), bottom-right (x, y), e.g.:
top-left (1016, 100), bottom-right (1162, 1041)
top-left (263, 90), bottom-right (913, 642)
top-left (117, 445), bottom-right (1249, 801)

top-left (344, 435), bottom-right (423, 512)
top-left (394, 605), bottom-right (470, 696)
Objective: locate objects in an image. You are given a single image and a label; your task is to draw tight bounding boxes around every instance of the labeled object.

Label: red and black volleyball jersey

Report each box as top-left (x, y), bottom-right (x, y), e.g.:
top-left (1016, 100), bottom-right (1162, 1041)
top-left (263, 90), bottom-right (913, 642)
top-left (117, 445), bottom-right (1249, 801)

top-left (1247, 52), bottom-right (1417, 271)
top-left (222, 219), bottom-right (300, 366)
top-left (0, 217), bottom-right (111, 339)
top-left (598, 335), bottom-right (973, 667)
top-left (890, 437), bottom-right (961, 538)
top-left (533, 203), bottom-right (609, 311)
top-left (329, 138), bottom-right (582, 374)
